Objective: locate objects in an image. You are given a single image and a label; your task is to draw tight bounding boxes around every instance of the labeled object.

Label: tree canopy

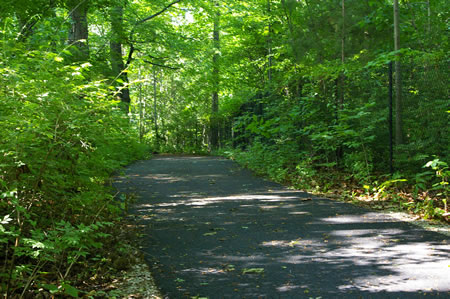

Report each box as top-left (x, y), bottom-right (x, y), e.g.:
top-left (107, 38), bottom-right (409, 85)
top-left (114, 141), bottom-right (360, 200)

top-left (1, 0), bottom-right (448, 296)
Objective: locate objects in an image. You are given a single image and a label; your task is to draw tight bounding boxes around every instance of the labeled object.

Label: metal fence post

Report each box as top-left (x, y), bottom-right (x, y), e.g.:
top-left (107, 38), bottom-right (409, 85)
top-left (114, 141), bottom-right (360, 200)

top-left (388, 61), bottom-right (394, 174)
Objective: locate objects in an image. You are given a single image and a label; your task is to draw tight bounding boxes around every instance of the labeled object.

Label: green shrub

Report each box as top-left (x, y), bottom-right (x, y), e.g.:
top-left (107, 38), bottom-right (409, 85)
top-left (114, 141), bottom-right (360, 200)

top-left (0, 41), bottom-right (149, 296)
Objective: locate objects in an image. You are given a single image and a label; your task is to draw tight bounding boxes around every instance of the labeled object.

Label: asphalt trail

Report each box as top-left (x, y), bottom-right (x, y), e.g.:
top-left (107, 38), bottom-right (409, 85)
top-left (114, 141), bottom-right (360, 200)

top-left (113, 155), bottom-right (449, 298)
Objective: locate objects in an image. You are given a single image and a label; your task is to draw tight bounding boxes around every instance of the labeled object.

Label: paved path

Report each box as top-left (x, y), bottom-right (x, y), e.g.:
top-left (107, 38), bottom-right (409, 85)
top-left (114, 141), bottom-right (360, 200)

top-left (114, 156), bottom-right (449, 298)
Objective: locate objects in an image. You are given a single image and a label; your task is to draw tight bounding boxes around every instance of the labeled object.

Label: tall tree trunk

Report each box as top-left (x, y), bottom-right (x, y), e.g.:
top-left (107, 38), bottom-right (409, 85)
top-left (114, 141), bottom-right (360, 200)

top-left (267, 0), bottom-right (272, 85)
top-left (138, 70), bottom-right (144, 142)
top-left (68, 1), bottom-right (89, 61)
top-left (210, 4), bottom-right (220, 150)
top-left (340, 0), bottom-right (345, 108)
top-left (393, 0), bottom-right (404, 145)
top-left (334, 0), bottom-right (345, 164)
top-left (110, 4), bottom-right (131, 110)
top-left (153, 67), bottom-right (160, 149)
top-left (341, 0), bottom-right (345, 64)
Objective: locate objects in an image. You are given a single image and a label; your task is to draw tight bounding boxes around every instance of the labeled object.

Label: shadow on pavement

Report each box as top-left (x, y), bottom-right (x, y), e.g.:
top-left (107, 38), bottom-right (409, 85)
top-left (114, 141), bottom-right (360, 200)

top-left (114, 156), bottom-right (449, 298)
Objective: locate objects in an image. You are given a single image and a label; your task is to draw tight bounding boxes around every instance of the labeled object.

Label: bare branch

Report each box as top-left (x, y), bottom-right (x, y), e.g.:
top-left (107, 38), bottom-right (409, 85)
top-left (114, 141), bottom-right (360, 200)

top-left (143, 59), bottom-right (180, 70)
top-left (126, 44), bottom-right (135, 67)
top-left (126, 0), bottom-right (183, 66)
top-left (145, 54), bottom-right (170, 61)
top-left (135, 0), bottom-right (183, 26)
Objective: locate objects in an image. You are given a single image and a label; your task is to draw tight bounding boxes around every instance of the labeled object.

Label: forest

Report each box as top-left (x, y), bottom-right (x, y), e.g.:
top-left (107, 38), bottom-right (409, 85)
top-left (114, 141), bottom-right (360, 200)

top-left (0, 0), bottom-right (448, 297)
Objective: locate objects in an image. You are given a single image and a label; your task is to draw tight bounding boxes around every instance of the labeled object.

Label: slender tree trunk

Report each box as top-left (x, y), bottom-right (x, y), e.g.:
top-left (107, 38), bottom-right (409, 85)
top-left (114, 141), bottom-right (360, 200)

top-left (340, 0), bottom-right (345, 108)
top-left (68, 1), bottom-right (89, 61)
top-left (393, 0), bottom-right (404, 145)
top-left (137, 70), bottom-right (146, 142)
top-left (267, 0), bottom-right (272, 84)
top-left (110, 4), bottom-right (131, 110)
top-left (110, 6), bottom-right (124, 76)
top-left (427, 0), bottom-right (431, 33)
top-left (210, 3), bottom-right (220, 150)
top-left (341, 0), bottom-right (345, 65)
top-left (334, 0), bottom-right (346, 165)
top-left (388, 62), bottom-right (394, 174)
top-left (153, 67), bottom-right (159, 148)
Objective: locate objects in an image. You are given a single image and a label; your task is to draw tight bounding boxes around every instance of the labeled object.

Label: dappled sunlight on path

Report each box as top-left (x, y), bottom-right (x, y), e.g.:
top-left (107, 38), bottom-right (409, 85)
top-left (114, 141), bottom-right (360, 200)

top-left (114, 156), bottom-right (449, 298)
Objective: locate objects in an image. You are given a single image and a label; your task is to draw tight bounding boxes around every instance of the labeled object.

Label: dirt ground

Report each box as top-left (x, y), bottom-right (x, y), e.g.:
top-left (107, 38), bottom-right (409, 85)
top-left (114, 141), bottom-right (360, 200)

top-left (114, 155), bottom-right (449, 298)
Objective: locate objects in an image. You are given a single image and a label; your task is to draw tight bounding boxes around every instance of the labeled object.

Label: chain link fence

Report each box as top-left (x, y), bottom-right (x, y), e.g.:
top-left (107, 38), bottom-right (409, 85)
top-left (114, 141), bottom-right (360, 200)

top-left (228, 55), bottom-right (449, 175)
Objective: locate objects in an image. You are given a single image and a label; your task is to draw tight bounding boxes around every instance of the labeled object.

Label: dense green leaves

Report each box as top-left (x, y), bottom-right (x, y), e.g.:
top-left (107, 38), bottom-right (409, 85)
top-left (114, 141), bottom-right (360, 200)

top-left (0, 9), bottom-right (148, 295)
top-left (0, 0), bottom-right (448, 295)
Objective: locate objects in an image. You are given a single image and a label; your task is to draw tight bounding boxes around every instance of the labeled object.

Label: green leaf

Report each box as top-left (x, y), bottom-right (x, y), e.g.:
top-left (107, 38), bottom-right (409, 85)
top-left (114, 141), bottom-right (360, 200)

top-left (242, 268), bottom-right (264, 274)
top-left (61, 283), bottom-right (79, 297)
top-left (203, 232), bottom-right (217, 236)
top-left (42, 283), bottom-right (59, 294)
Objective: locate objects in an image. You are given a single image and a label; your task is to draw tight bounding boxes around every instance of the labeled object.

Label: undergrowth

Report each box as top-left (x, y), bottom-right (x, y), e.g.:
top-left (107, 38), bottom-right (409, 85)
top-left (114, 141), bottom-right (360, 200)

top-left (0, 43), bottom-right (150, 297)
top-left (218, 144), bottom-right (449, 223)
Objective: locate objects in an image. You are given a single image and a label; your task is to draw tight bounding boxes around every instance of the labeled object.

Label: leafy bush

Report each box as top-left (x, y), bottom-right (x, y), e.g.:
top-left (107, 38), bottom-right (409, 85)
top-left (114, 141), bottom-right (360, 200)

top-left (224, 46), bottom-right (449, 221)
top-left (0, 41), bottom-right (149, 296)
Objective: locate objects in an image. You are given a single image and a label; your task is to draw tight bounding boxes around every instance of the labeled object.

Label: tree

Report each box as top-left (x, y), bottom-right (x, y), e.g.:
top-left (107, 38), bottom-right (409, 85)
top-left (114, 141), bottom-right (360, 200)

top-left (117, 0), bottom-right (182, 110)
top-left (267, 0), bottom-right (272, 84)
top-left (153, 66), bottom-right (160, 148)
top-left (68, 0), bottom-right (90, 61)
top-left (393, 0), bottom-right (404, 145)
top-left (110, 2), bottom-right (131, 109)
top-left (210, 1), bottom-right (220, 149)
